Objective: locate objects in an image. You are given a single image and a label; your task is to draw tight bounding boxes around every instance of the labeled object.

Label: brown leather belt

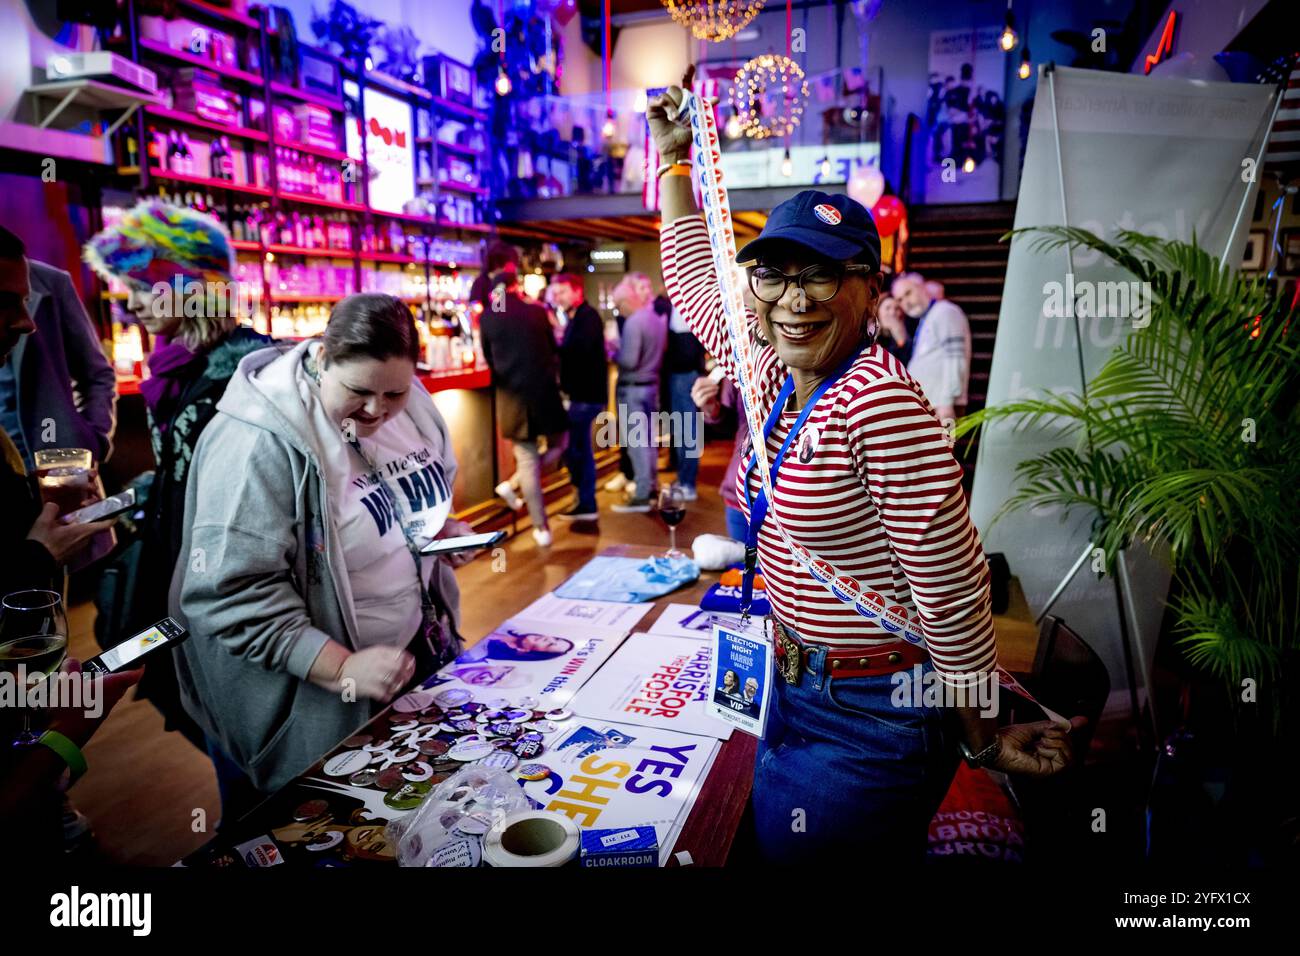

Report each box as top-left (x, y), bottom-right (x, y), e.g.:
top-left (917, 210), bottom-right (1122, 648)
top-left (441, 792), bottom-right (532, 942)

top-left (771, 618), bottom-right (928, 685)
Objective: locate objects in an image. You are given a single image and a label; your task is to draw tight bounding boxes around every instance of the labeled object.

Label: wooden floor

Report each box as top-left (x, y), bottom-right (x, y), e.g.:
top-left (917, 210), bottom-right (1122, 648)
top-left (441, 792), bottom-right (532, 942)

top-left (66, 443), bottom-right (739, 865)
top-left (65, 439), bottom-right (1042, 865)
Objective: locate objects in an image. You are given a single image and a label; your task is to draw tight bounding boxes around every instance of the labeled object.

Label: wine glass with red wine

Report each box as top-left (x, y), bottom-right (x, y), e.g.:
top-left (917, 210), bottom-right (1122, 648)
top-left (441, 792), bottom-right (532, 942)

top-left (657, 484), bottom-right (686, 559)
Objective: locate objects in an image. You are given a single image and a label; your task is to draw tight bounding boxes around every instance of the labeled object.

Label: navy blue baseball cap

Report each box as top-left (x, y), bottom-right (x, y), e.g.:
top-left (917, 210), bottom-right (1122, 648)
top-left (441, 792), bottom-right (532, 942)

top-left (735, 190), bottom-right (881, 269)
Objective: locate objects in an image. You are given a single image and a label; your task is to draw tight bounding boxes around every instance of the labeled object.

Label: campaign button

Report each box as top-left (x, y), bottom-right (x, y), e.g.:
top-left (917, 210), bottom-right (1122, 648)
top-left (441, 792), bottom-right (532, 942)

top-left (375, 767), bottom-right (406, 791)
top-left (292, 799), bottom-right (328, 821)
top-left (513, 738), bottom-right (544, 759)
top-left (348, 770), bottom-right (378, 788)
top-left (434, 688), bottom-right (472, 708)
top-left (323, 750), bottom-right (371, 777)
top-left (479, 751), bottom-right (519, 772)
top-left (383, 781), bottom-right (431, 811)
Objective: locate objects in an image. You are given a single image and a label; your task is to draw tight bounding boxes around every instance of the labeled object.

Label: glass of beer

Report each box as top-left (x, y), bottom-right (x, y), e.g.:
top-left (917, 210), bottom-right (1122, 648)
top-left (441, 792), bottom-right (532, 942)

top-left (34, 448), bottom-right (93, 516)
top-left (0, 590), bottom-right (69, 746)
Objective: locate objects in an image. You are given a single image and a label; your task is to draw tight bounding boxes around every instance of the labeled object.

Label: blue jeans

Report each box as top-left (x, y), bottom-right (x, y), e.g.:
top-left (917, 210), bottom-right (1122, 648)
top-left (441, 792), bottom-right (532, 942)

top-left (616, 382), bottom-right (659, 501)
top-left (668, 371), bottom-right (702, 490)
top-left (725, 506), bottom-right (748, 543)
top-left (564, 401), bottom-right (604, 512)
top-left (752, 629), bottom-right (958, 863)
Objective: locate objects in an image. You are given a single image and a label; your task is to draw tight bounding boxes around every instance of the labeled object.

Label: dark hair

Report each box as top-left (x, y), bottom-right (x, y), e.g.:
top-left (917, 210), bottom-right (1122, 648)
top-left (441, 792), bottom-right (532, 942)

top-left (322, 294), bottom-right (420, 364)
top-left (486, 240), bottom-right (520, 274)
top-left (0, 225), bottom-right (26, 261)
top-left (653, 294), bottom-right (672, 317)
top-left (551, 272), bottom-right (583, 293)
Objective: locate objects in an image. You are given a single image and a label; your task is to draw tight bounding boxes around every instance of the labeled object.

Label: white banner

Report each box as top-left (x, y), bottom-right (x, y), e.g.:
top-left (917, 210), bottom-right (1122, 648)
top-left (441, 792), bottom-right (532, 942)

top-left (971, 67), bottom-right (1276, 714)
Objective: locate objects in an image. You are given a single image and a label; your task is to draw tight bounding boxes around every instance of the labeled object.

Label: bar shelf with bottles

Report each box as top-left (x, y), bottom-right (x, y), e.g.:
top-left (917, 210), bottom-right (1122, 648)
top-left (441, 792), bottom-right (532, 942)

top-left (104, 6), bottom-right (493, 402)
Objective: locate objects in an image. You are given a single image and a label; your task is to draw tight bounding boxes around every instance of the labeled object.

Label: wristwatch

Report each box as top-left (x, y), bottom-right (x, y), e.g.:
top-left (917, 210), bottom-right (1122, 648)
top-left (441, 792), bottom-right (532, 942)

top-left (959, 735), bottom-right (1002, 769)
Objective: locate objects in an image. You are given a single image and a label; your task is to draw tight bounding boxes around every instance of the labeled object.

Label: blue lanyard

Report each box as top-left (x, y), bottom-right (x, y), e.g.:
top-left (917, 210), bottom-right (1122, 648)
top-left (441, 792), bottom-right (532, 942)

top-left (740, 348), bottom-right (862, 616)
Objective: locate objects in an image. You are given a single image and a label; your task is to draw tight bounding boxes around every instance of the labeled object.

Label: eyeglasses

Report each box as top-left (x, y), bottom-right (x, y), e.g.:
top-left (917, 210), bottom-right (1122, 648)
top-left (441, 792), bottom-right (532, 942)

top-left (748, 263), bottom-right (874, 304)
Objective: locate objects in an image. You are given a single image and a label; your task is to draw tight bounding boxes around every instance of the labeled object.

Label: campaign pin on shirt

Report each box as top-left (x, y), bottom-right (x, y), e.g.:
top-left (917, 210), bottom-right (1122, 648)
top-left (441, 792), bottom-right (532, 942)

top-left (796, 425), bottom-right (820, 464)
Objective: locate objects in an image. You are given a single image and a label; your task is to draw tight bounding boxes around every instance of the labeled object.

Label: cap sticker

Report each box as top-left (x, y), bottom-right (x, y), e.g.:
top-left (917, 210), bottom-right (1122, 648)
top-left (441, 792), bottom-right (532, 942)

top-left (813, 204), bottom-right (842, 225)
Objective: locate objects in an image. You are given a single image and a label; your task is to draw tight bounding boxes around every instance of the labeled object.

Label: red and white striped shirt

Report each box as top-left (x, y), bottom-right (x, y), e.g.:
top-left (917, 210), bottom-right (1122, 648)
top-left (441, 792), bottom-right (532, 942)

top-left (662, 216), bottom-right (996, 685)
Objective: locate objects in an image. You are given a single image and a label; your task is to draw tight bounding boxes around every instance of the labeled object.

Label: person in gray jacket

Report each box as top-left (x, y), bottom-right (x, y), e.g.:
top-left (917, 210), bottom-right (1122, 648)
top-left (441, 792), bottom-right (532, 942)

top-left (610, 271), bottom-right (667, 513)
top-left (169, 294), bottom-right (477, 812)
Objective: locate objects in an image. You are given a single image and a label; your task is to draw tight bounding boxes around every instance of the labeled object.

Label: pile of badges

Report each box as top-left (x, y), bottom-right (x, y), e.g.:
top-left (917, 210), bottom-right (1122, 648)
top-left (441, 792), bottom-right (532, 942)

top-left (318, 686), bottom-right (574, 816)
top-left (196, 687), bottom-right (579, 868)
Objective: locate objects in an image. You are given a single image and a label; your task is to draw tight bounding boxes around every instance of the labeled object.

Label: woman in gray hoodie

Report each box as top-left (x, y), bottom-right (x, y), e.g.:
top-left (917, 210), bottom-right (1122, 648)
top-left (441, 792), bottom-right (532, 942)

top-left (170, 295), bottom-right (477, 810)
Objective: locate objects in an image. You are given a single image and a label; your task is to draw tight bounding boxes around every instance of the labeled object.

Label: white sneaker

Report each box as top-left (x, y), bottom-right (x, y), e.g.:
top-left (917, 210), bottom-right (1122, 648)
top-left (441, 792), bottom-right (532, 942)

top-left (495, 481), bottom-right (523, 510)
top-left (604, 473), bottom-right (628, 493)
top-left (679, 486), bottom-right (698, 502)
top-left (532, 527), bottom-right (553, 547)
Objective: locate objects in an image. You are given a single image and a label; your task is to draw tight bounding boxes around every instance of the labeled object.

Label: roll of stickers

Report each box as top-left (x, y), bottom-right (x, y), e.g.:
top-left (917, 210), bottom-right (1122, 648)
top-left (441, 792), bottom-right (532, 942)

top-left (481, 810), bottom-right (580, 868)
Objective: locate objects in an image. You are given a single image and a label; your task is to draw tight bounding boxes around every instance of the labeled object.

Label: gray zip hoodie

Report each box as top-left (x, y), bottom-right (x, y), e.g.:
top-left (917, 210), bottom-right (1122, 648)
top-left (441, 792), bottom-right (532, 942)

top-left (167, 341), bottom-right (461, 792)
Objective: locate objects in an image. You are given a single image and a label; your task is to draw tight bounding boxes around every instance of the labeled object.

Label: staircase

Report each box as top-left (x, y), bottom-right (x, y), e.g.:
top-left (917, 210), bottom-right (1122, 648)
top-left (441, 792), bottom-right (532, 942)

top-left (904, 201), bottom-right (1016, 483)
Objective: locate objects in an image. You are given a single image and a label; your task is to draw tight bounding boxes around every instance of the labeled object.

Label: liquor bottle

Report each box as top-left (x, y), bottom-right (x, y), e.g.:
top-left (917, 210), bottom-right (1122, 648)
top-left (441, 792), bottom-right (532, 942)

top-left (209, 136), bottom-right (226, 180)
top-left (166, 130), bottom-right (183, 173)
top-left (146, 125), bottom-right (161, 169)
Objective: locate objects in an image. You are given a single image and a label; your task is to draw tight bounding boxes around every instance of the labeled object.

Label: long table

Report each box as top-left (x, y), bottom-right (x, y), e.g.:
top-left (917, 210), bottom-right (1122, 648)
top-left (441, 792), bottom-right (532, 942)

top-left (185, 545), bottom-right (1036, 868)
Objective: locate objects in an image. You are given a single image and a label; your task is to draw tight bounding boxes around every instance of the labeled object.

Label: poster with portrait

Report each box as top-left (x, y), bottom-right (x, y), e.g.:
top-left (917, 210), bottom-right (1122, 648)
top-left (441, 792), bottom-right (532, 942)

top-left (924, 27), bottom-right (1006, 203)
top-left (568, 632), bottom-right (733, 740)
top-left (433, 618), bottom-right (628, 706)
top-left (521, 718), bottom-right (720, 865)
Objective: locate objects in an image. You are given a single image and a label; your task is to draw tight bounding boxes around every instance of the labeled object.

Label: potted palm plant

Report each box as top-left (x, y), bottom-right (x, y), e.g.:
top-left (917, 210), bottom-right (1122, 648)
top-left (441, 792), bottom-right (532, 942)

top-left (957, 226), bottom-right (1300, 736)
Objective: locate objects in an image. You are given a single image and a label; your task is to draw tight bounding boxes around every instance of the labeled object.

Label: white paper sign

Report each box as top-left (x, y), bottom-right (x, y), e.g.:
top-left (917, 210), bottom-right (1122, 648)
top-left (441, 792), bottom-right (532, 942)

top-left (516, 593), bottom-right (654, 631)
top-left (569, 632), bottom-right (733, 740)
top-left (521, 717), bottom-right (720, 865)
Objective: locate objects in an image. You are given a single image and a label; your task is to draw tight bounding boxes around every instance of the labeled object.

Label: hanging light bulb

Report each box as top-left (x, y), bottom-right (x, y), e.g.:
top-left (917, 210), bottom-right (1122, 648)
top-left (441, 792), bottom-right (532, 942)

top-left (725, 112), bottom-right (743, 139)
top-left (601, 112), bottom-right (617, 139)
top-left (819, 155), bottom-right (831, 178)
top-left (495, 69), bottom-right (512, 96)
top-left (962, 156), bottom-right (976, 174)
top-left (781, 148), bottom-right (793, 178)
top-left (999, 4), bottom-right (1018, 52)
top-left (1018, 47), bottom-right (1032, 80)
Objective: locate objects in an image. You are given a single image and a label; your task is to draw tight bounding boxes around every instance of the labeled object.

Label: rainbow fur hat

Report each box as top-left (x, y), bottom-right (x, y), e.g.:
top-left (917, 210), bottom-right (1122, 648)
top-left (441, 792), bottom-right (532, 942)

top-left (84, 199), bottom-right (234, 291)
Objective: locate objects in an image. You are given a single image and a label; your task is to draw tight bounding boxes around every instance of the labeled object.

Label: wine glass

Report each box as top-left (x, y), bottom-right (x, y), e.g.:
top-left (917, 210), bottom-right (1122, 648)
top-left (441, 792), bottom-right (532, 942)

top-left (0, 590), bottom-right (70, 746)
top-left (657, 484), bottom-right (687, 559)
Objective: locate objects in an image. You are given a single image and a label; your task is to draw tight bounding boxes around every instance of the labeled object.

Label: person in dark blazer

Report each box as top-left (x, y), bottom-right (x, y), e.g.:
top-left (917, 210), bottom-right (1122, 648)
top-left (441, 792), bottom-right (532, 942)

top-left (0, 259), bottom-right (117, 469)
top-left (478, 263), bottom-right (569, 548)
top-left (550, 272), bottom-right (608, 521)
top-left (0, 226), bottom-right (113, 594)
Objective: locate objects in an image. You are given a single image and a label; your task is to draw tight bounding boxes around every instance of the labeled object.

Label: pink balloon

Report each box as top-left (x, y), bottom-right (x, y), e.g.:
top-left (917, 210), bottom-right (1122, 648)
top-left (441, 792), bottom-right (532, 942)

top-left (846, 164), bottom-right (885, 209)
top-left (872, 195), bottom-right (905, 238)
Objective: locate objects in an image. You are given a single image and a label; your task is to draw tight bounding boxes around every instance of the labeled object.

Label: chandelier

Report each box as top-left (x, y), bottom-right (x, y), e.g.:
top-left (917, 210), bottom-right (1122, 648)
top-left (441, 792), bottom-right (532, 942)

top-left (661, 1), bottom-right (767, 43)
top-left (729, 53), bottom-right (809, 139)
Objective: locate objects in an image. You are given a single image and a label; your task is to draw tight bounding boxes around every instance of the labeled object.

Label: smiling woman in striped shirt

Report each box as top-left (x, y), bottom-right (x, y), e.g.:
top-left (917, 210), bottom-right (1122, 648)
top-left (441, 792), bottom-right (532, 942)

top-left (648, 86), bottom-right (1082, 863)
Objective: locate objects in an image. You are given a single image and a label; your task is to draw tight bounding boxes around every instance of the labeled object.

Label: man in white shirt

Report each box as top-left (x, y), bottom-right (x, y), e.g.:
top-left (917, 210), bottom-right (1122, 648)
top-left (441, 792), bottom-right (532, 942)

top-left (892, 272), bottom-right (971, 426)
